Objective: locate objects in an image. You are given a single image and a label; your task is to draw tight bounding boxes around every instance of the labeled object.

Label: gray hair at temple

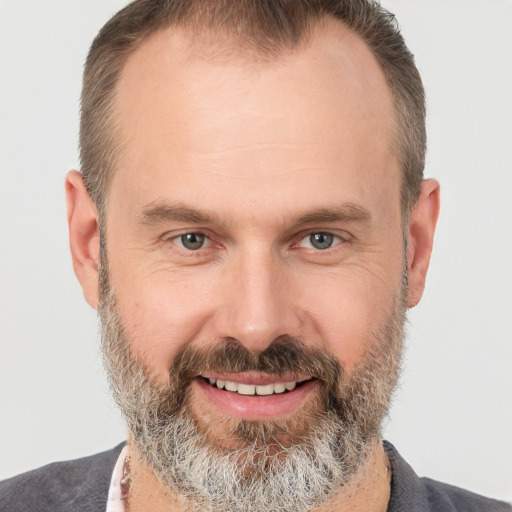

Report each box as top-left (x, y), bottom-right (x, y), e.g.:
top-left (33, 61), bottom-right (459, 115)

top-left (80, 0), bottom-right (426, 222)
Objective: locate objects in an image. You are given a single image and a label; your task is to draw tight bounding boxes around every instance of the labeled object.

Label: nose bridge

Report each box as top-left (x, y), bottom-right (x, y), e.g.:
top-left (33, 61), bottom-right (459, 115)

top-left (214, 245), bottom-right (300, 352)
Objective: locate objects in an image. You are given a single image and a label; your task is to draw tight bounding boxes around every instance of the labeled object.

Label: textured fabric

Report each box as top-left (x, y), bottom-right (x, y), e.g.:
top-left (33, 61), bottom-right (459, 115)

top-left (383, 441), bottom-right (511, 512)
top-left (1, 441), bottom-right (510, 511)
top-left (0, 443), bottom-right (124, 512)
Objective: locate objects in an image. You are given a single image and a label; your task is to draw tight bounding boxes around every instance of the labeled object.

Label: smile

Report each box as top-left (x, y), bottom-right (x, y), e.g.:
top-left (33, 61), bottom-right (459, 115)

top-left (203, 377), bottom-right (310, 396)
top-left (195, 374), bottom-right (317, 420)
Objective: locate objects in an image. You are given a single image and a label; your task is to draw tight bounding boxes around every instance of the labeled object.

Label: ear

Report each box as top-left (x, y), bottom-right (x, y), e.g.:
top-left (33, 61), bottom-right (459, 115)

top-left (66, 170), bottom-right (100, 309)
top-left (406, 179), bottom-right (440, 308)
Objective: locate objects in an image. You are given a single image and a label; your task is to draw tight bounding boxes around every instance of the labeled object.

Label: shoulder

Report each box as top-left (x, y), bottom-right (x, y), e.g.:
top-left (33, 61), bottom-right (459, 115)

top-left (420, 477), bottom-right (511, 512)
top-left (0, 443), bottom-right (125, 512)
top-left (384, 440), bottom-right (511, 512)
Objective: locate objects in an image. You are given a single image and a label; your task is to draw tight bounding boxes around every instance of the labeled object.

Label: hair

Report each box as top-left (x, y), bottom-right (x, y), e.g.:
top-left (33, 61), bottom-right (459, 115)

top-left (80, 0), bottom-right (426, 222)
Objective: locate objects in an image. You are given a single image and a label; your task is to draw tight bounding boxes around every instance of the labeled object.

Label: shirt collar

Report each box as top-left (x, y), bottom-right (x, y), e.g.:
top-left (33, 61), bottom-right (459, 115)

top-left (106, 445), bottom-right (130, 512)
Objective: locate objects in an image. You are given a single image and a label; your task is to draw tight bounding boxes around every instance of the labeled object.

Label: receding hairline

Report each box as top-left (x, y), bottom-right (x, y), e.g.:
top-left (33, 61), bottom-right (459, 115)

top-left (119, 11), bottom-right (361, 64)
top-left (109, 14), bottom-right (399, 181)
top-left (80, 0), bottom-right (425, 222)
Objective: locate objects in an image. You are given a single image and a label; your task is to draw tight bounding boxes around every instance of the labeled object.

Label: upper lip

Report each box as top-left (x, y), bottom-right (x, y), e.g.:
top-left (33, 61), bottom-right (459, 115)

top-left (199, 372), bottom-right (313, 386)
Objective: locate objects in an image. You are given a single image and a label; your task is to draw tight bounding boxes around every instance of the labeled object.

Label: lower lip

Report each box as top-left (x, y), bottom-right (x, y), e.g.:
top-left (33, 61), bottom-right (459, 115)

top-left (194, 378), bottom-right (318, 420)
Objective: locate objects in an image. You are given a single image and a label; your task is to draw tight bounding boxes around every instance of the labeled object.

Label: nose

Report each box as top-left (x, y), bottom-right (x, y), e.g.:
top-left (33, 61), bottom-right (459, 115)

top-left (213, 248), bottom-right (303, 353)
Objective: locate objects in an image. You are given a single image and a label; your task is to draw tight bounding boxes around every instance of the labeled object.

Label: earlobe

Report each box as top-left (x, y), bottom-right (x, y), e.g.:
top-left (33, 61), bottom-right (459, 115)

top-left (66, 170), bottom-right (101, 309)
top-left (406, 179), bottom-right (441, 308)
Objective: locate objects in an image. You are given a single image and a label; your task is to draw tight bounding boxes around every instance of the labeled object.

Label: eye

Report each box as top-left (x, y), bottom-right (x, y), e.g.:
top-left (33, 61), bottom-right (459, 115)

top-left (299, 232), bottom-right (341, 250)
top-left (173, 233), bottom-right (209, 251)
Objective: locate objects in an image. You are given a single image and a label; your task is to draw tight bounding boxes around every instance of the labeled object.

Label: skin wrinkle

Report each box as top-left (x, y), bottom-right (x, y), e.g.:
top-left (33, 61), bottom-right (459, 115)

top-left (192, 142), bottom-right (305, 157)
top-left (182, 160), bottom-right (362, 181)
top-left (186, 162), bottom-right (362, 180)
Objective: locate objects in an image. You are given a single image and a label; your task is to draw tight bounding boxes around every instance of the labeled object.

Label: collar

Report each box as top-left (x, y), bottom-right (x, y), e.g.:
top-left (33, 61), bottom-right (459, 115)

top-left (106, 445), bottom-right (130, 512)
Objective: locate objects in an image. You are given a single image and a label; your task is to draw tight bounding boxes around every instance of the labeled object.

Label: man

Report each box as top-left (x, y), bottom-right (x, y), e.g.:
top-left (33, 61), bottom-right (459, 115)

top-left (0, 0), bottom-right (509, 511)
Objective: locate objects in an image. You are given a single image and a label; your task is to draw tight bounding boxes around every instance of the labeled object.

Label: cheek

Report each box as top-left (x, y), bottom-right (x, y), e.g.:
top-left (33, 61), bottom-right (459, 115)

top-left (111, 267), bottom-right (221, 378)
top-left (298, 263), bottom-right (402, 373)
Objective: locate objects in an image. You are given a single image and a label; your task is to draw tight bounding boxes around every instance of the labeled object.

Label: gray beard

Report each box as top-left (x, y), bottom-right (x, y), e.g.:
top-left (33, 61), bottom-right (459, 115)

top-left (99, 255), bottom-right (406, 512)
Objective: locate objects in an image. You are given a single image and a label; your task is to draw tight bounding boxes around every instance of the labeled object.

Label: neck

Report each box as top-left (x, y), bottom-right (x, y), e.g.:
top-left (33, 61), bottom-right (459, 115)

top-left (315, 442), bottom-right (392, 512)
top-left (126, 440), bottom-right (391, 512)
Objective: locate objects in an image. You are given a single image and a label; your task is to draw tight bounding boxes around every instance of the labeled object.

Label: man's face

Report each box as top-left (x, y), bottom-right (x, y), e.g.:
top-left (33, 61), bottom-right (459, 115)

top-left (99, 19), bottom-right (406, 510)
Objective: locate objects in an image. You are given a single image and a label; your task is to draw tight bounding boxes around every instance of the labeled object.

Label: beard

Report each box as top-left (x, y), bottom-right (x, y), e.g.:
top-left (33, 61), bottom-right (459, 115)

top-left (99, 252), bottom-right (407, 512)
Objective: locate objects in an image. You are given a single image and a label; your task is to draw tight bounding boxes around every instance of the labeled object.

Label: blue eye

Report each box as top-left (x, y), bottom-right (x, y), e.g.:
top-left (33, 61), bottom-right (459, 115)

top-left (175, 233), bottom-right (207, 250)
top-left (300, 232), bottom-right (340, 250)
top-left (309, 233), bottom-right (334, 249)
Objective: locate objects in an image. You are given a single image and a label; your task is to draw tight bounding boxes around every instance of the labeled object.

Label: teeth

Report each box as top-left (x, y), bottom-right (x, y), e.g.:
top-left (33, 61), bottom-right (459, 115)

top-left (273, 382), bottom-right (286, 393)
top-left (255, 384), bottom-right (274, 396)
top-left (237, 383), bottom-right (256, 395)
top-left (224, 380), bottom-right (238, 392)
top-left (208, 378), bottom-right (303, 395)
top-left (285, 381), bottom-right (296, 391)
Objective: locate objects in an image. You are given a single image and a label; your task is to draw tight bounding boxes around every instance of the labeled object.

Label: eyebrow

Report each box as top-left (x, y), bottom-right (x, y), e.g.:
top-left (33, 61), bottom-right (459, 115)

top-left (138, 201), bottom-right (372, 227)
top-left (138, 202), bottom-right (218, 225)
top-left (293, 204), bottom-right (372, 226)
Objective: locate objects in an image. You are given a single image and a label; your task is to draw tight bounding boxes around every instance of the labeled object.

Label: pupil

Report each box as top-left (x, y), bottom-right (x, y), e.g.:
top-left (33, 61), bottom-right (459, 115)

top-left (182, 233), bottom-right (204, 250)
top-left (310, 233), bottom-right (333, 250)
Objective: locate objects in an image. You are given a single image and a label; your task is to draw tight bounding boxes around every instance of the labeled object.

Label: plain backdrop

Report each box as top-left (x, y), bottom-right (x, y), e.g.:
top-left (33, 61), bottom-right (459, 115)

top-left (1, 0), bottom-right (511, 502)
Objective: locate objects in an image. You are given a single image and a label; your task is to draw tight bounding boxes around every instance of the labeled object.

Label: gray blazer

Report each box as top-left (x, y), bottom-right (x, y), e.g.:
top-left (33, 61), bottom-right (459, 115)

top-left (1, 441), bottom-right (510, 511)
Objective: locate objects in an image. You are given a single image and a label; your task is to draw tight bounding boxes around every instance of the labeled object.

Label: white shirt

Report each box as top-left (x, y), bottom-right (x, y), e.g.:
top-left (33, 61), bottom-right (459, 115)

top-left (106, 446), bottom-right (130, 512)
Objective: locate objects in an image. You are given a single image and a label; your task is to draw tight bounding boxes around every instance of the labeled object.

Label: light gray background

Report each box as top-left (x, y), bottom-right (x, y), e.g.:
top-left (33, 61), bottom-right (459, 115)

top-left (1, 0), bottom-right (511, 502)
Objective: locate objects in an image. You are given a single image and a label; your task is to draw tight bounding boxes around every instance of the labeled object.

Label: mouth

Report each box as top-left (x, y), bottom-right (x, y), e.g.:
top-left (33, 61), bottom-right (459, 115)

top-left (201, 376), bottom-right (311, 396)
top-left (194, 373), bottom-right (318, 420)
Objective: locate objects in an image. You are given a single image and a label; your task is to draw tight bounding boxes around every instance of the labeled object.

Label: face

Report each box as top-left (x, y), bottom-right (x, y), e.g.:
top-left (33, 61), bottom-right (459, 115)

top-left (68, 18), bottom-right (440, 512)
top-left (107, 21), bottom-right (405, 386)
top-left (103, 20), bottom-right (404, 507)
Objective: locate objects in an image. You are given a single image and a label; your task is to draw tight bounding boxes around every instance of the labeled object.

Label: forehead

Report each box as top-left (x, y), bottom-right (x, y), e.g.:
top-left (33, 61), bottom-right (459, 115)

top-left (111, 18), bottom-right (399, 222)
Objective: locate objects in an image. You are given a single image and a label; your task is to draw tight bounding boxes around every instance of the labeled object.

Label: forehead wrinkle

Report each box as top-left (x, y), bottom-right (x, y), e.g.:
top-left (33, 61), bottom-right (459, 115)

top-left (194, 141), bottom-right (303, 159)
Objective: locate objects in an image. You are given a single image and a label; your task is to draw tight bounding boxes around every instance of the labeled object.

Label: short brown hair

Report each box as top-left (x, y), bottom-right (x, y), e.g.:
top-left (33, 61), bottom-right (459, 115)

top-left (80, 0), bottom-right (425, 220)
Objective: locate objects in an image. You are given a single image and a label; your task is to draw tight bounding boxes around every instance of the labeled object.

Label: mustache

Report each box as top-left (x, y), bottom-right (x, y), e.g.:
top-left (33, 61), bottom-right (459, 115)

top-left (170, 336), bottom-right (343, 385)
top-left (150, 336), bottom-right (347, 418)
